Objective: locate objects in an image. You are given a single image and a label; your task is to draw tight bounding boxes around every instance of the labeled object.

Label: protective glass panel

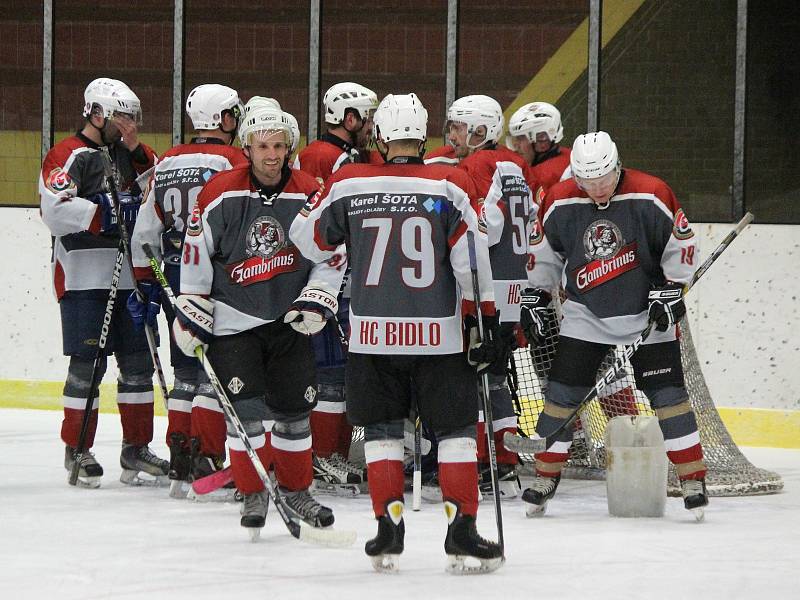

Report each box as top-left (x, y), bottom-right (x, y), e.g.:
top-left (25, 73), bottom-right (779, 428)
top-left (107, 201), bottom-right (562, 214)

top-left (601, 1), bottom-right (736, 223)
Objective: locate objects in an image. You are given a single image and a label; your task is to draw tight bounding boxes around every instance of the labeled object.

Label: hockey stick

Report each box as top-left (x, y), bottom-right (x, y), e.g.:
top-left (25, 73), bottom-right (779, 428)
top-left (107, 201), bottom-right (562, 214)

top-left (412, 413), bottom-right (422, 511)
top-left (504, 211), bottom-right (755, 454)
top-left (466, 230), bottom-right (504, 553)
top-left (144, 243), bottom-right (356, 548)
top-left (100, 149), bottom-right (169, 411)
top-left (191, 465), bottom-right (233, 495)
top-left (68, 242), bottom-right (125, 486)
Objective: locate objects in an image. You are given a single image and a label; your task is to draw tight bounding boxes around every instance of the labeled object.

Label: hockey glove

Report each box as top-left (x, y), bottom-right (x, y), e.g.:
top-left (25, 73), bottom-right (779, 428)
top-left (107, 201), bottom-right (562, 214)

top-left (126, 281), bottom-right (162, 329)
top-left (283, 285), bottom-right (338, 336)
top-left (88, 192), bottom-right (117, 235)
top-left (647, 281), bottom-right (686, 332)
top-left (519, 288), bottom-right (553, 347)
top-left (116, 191), bottom-right (142, 233)
top-left (466, 314), bottom-right (505, 374)
top-left (172, 295), bottom-right (214, 356)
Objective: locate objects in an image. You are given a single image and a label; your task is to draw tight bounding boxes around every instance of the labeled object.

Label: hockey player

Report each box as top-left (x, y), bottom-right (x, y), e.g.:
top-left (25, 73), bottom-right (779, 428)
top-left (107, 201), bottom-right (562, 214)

top-left (39, 77), bottom-right (166, 488)
top-left (424, 141), bottom-right (459, 165)
top-left (130, 84), bottom-right (247, 495)
top-left (520, 131), bottom-right (709, 518)
top-left (171, 105), bottom-right (342, 539)
top-left (291, 93), bottom-right (504, 574)
top-left (451, 95), bottom-right (537, 500)
top-left (508, 102), bottom-right (638, 446)
top-left (294, 82), bottom-right (379, 494)
top-left (506, 101), bottom-right (571, 205)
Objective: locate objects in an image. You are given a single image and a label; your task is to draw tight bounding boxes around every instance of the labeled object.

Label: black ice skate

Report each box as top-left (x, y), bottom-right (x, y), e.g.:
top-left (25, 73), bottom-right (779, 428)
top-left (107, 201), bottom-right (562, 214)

top-left (681, 478), bottom-right (709, 522)
top-left (167, 432), bottom-right (191, 499)
top-left (522, 473), bottom-right (560, 517)
top-left (443, 501), bottom-right (504, 575)
top-left (240, 490), bottom-right (270, 542)
top-left (365, 500), bottom-right (405, 573)
top-left (119, 442), bottom-right (169, 486)
top-left (281, 487), bottom-right (335, 528)
top-left (311, 454), bottom-right (361, 497)
top-left (64, 445), bottom-right (103, 488)
top-left (479, 463), bottom-right (521, 501)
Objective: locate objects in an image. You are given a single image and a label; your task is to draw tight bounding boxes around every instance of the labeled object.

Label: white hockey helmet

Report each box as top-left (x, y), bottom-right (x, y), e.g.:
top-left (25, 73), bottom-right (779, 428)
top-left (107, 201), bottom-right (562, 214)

top-left (323, 82), bottom-right (378, 125)
top-left (507, 101), bottom-right (563, 144)
top-left (570, 131), bottom-right (620, 179)
top-left (185, 84), bottom-right (243, 131)
top-left (83, 78), bottom-right (142, 124)
top-left (239, 97), bottom-right (282, 146)
top-left (446, 95), bottom-right (504, 147)
top-left (243, 96), bottom-right (281, 116)
top-left (284, 111), bottom-right (301, 154)
top-left (373, 93), bottom-right (428, 144)
top-left (239, 106), bottom-right (294, 149)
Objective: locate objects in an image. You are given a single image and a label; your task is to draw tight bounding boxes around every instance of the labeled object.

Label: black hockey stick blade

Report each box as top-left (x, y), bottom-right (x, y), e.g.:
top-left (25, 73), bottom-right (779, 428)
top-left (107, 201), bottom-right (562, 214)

top-left (503, 431), bottom-right (546, 454)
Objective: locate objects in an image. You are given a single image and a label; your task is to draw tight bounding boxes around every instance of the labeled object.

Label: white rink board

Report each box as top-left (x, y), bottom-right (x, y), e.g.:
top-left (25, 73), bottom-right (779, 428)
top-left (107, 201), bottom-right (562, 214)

top-left (0, 408), bottom-right (797, 600)
top-left (2, 206), bottom-right (798, 411)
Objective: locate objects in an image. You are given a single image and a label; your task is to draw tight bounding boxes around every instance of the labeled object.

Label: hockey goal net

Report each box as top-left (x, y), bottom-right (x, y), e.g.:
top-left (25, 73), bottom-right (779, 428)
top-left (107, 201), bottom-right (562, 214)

top-left (512, 302), bottom-right (784, 496)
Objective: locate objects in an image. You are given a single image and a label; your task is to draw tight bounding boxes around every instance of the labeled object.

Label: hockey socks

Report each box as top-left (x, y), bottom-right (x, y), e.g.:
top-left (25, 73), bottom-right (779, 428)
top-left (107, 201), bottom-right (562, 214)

top-left (438, 437), bottom-right (479, 517)
top-left (364, 438), bottom-right (405, 517)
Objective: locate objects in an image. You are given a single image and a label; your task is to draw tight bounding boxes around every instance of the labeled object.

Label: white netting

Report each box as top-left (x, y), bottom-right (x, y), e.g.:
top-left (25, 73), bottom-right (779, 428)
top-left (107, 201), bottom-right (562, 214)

top-left (511, 306), bottom-right (783, 497)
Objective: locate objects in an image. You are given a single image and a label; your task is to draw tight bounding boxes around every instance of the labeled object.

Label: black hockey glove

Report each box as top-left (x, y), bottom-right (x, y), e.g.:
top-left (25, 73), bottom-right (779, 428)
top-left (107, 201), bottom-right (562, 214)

top-left (647, 281), bottom-right (686, 332)
top-left (466, 314), bottom-right (505, 374)
top-left (519, 288), bottom-right (553, 347)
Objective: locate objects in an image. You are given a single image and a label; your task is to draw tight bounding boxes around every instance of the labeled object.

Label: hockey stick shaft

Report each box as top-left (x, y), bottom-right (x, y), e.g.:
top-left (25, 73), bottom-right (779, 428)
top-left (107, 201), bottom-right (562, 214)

top-left (144, 243), bottom-right (355, 547)
top-left (69, 243), bottom-right (125, 486)
top-left (100, 149), bottom-right (169, 412)
top-left (466, 231), bottom-right (504, 552)
top-left (508, 212), bottom-right (755, 454)
top-left (412, 413), bottom-right (422, 511)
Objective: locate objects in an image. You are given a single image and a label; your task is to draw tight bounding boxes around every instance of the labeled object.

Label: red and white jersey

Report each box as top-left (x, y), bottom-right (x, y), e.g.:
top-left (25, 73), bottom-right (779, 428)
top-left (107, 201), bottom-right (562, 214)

top-left (290, 157), bottom-right (496, 356)
top-left (293, 133), bottom-right (360, 183)
top-left (39, 133), bottom-right (157, 298)
top-left (131, 138), bottom-right (247, 280)
top-left (529, 146), bottom-right (571, 206)
top-left (529, 168), bottom-right (698, 345)
top-left (424, 144), bottom-right (459, 166)
top-left (459, 146), bottom-right (535, 322)
top-left (180, 163), bottom-right (343, 336)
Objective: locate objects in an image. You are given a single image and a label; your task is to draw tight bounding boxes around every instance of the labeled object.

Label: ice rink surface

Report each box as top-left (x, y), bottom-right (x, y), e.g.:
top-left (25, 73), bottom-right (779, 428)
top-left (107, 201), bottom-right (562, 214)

top-left (0, 408), bottom-right (797, 600)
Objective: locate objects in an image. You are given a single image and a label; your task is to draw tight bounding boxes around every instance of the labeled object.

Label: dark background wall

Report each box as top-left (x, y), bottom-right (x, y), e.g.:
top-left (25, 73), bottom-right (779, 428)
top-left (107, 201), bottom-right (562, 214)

top-left (1, 0), bottom-right (797, 223)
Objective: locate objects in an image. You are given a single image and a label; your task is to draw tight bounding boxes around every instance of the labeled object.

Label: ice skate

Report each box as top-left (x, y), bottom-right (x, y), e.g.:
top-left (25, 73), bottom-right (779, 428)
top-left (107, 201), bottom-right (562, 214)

top-left (681, 478), bottom-right (709, 522)
top-left (167, 432), bottom-right (191, 499)
top-left (311, 454), bottom-right (361, 497)
top-left (119, 443), bottom-right (169, 486)
top-left (330, 452), bottom-right (368, 492)
top-left (281, 487), bottom-right (335, 528)
top-left (479, 463), bottom-right (521, 501)
top-left (522, 473), bottom-right (560, 517)
top-left (240, 490), bottom-right (269, 542)
top-left (64, 445), bottom-right (103, 489)
top-left (365, 500), bottom-right (404, 573)
top-left (421, 471), bottom-right (443, 503)
top-left (443, 502), bottom-right (504, 575)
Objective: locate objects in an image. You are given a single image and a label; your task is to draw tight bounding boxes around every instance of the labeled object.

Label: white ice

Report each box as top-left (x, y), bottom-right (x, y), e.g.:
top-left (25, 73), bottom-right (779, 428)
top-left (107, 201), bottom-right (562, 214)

top-left (0, 408), bottom-right (797, 600)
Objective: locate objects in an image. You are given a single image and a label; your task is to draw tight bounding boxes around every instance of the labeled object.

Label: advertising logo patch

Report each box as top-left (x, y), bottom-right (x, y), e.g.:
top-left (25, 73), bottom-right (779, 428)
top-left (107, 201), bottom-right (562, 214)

top-left (583, 219), bottom-right (623, 260)
top-left (672, 208), bottom-right (694, 240)
top-left (246, 215), bottom-right (284, 259)
top-left (45, 167), bottom-right (76, 196)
